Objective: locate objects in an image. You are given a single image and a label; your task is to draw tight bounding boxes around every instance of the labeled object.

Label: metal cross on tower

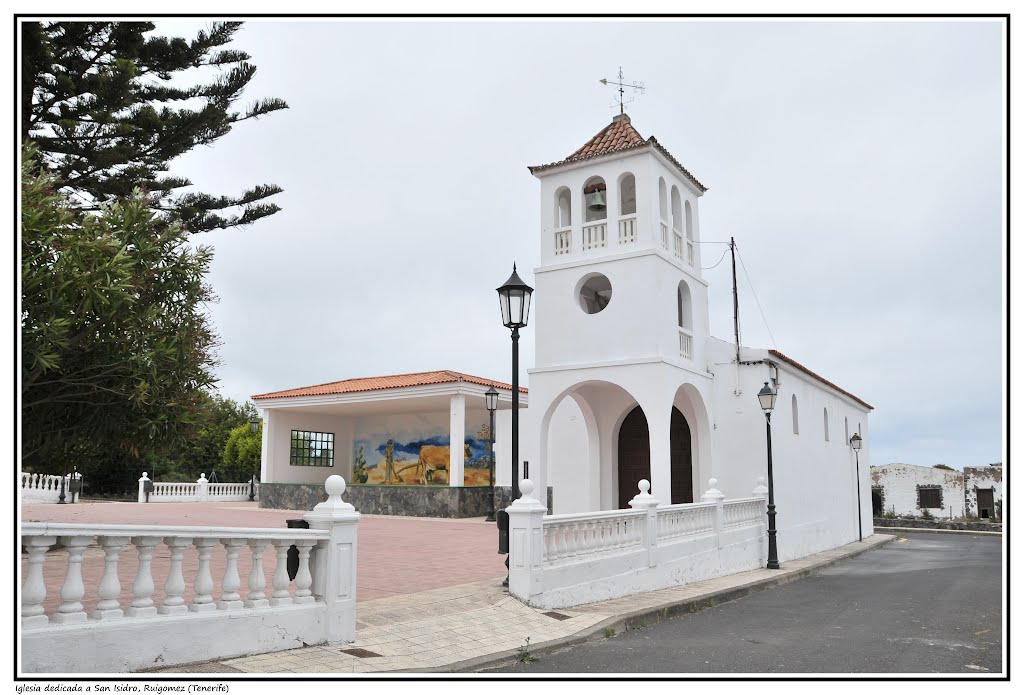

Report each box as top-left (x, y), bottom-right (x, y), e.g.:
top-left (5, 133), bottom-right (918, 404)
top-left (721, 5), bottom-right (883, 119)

top-left (600, 67), bottom-right (645, 114)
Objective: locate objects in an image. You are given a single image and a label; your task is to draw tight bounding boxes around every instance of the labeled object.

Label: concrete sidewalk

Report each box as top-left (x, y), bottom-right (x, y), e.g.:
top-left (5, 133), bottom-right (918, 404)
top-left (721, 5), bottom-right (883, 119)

top-left (146, 533), bottom-right (894, 674)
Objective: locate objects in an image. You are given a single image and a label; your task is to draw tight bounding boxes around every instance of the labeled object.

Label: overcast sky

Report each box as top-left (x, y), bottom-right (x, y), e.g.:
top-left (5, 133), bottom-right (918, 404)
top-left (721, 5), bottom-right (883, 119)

top-left (154, 18), bottom-right (1004, 470)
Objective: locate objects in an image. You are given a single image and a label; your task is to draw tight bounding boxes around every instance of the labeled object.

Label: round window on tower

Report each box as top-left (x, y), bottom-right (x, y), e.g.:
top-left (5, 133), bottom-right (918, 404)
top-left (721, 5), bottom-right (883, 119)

top-left (577, 273), bottom-right (613, 314)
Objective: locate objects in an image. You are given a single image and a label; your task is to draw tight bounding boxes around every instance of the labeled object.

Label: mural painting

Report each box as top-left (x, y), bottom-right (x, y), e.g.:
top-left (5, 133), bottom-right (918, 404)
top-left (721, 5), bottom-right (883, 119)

top-left (352, 422), bottom-right (494, 486)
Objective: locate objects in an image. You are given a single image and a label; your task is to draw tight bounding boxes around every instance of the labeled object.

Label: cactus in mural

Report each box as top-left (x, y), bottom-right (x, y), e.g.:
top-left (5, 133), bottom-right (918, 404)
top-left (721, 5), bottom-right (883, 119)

top-left (353, 446), bottom-right (369, 484)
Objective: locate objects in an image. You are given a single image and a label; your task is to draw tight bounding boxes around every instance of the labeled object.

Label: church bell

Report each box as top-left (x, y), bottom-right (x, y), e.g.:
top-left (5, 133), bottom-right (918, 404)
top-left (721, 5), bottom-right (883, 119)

top-left (587, 188), bottom-right (606, 212)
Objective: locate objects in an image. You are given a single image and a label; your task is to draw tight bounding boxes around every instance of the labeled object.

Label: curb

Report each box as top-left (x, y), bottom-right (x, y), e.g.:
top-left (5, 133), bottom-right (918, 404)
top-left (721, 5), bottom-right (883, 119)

top-left (439, 535), bottom-right (895, 673)
top-left (873, 526), bottom-right (1001, 536)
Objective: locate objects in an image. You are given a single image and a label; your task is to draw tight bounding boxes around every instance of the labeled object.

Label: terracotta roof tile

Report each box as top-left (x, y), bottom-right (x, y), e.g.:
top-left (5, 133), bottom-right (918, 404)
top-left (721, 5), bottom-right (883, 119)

top-left (768, 350), bottom-right (873, 411)
top-left (252, 370), bottom-right (527, 401)
top-left (529, 114), bottom-right (708, 193)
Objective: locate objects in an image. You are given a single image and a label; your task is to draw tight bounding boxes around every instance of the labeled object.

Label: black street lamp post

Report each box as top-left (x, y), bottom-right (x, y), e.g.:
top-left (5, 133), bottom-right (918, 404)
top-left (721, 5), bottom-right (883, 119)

top-left (850, 432), bottom-right (863, 541)
top-left (757, 381), bottom-right (780, 570)
top-left (485, 386), bottom-right (499, 522)
top-left (496, 263), bottom-right (533, 588)
top-left (249, 415), bottom-right (260, 502)
top-left (58, 441), bottom-right (69, 504)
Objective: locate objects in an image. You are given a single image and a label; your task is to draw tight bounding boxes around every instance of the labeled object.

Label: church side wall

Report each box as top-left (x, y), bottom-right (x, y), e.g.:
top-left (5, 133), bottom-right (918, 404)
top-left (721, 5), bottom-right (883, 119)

top-left (963, 466), bottom-right (1003, 518)
top-left (707, 339), bottom-right (873, 562)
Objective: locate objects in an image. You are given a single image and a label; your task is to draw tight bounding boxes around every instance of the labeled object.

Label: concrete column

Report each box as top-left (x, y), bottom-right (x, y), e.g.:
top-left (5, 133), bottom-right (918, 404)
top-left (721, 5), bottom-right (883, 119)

top-left (702, 477), bottom-right (725, 548)
top-left (645, 403), bottom-right (672, 506)
top-left (196, 473), bottom-right (209, 502)
top-left (304, 475), bottom-right (360, 643)
top-left (506, 478), bottom-right (547, 603)
top-left (259, 409), bottom-right (271, 484)
top-left (449, 394), bottom-right (465, 487)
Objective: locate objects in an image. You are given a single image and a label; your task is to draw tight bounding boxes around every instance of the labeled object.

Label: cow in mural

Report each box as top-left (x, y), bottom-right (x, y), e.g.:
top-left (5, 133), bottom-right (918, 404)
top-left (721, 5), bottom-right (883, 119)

top-left (413, 443), bottom-right (472, 485)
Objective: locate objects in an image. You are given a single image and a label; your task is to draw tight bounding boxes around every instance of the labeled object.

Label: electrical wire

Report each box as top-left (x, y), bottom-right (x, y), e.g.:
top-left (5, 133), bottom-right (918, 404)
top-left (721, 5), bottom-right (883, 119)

top-left (735, 243), bottom-right (778, 349)
top-left (702, 247), bottom-right (730, 270)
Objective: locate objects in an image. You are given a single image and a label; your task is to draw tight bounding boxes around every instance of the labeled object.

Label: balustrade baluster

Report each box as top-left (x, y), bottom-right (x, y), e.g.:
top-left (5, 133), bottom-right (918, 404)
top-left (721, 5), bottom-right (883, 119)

top-left (190, 538), bottom-right (218, 612)
top-left (158, 536), bottom-right (192, 615)
top-left (51, 536), bottom-right (92, 624)
top-left (22, 536), bottom-right (57, 628)
top-left (92, 535), bottom-right (129, 620)
top-left (126, 536), bottom-right (160, 618)
top-left (217, 538), bottom-right (246, 610)
top-left (270, 540), bottom-right (293, 606)
top-left (293, 540), bottom-right (316, 604)
top-left (244, 539), bottom-right (269, 608)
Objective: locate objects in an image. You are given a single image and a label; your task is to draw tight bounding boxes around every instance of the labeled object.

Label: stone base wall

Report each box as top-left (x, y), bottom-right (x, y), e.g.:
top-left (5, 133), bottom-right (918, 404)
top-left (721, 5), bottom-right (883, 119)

top-left (259, 483), bottom-right (553, 518)
top-left (873, 517), bottom-right (1002, 533)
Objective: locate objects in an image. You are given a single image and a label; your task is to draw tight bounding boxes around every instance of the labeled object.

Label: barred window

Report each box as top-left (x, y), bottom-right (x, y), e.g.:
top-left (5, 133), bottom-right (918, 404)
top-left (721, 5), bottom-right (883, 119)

top-left (918, 487), bottom-right (941, 509)
top-left (290, 430), bottom-right (335, 467)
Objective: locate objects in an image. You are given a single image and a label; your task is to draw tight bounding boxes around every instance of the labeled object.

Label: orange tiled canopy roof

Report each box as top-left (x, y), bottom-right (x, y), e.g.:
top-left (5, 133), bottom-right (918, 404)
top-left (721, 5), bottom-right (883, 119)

top-left (252, 370), bottom-right (527, 400)
top-left (529, 114), bottom-right (708, 193)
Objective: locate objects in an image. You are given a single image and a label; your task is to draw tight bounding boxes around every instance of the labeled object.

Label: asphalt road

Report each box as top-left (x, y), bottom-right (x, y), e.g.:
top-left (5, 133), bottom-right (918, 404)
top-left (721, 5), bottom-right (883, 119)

top-left (482, 532), bottom-right (1003, 675)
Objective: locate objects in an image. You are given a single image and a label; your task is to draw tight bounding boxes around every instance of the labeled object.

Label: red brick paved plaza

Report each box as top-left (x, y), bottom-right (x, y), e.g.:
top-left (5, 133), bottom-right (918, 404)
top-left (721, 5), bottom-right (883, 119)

top-left (21, 501), bottom-right (506, 616)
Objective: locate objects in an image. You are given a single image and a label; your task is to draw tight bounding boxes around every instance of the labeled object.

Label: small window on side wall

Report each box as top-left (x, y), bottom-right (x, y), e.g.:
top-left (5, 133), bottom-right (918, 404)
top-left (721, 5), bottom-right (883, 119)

top-left (792, 395), bottom-right (799, 435)
top-left (290, 430), bottom-right (335, 467)
top-left (823, 408), bottom-right (829, 442)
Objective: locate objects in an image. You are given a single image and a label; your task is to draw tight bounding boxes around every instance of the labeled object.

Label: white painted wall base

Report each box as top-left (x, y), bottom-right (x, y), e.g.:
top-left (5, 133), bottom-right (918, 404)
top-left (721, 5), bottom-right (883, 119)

top-left (21, 603), bottom-right (326, 674)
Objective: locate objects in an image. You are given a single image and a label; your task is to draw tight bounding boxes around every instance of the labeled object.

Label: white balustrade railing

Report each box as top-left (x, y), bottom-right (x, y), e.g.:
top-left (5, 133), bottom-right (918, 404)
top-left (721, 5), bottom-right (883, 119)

top-left (723, 497), bottom-right (766, 530)
top-left (138, 472), bottom-right (254, 503)
top-left (554, 228), bottom-right (572, 256)
top-left (507, 477), bottom-right (769, 609)
top-left (21, 475), bottom-right (359, 674)
top-left (21, 522), bottom-right (327, 628)
top-left (673, 230), bottom-right (684, 259)
top-left (618, 216), bottom-right (636, 245)
top-left (657, 501), bottom-right (716, 542)
top-left (21, 473), bottom-right (80, 503)
top-left (660, 221), bottom-right (669, 249)
top-left (582, 222), bottom-right (607, 250)
top-left (543, 508), bottom-right (645, 564)
top-left (679, 328), bottom-right (694, 360)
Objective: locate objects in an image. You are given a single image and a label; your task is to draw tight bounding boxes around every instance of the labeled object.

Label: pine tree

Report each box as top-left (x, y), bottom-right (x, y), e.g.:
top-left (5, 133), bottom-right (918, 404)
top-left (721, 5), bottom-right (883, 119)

top-left (21, 21), bottom-right (287, 233)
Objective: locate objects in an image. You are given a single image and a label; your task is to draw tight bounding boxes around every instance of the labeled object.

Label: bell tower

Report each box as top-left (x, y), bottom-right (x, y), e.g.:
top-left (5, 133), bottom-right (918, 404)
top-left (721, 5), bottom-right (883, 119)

top-left (525, 114), bottom-right (718, 513)
top-left (528, 113), bottom-right (710, 372)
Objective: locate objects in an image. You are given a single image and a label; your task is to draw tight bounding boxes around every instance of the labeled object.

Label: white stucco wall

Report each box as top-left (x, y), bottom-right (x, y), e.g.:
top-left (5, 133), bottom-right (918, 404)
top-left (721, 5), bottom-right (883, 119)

top-left (706, 338), bottom-right (873, 561)
top-left (262, 409), bottom-right (353, 485)
top-left (963, 465), bottom-right (1003, 518)
top-left (870, 463), bottom-right (965, 518)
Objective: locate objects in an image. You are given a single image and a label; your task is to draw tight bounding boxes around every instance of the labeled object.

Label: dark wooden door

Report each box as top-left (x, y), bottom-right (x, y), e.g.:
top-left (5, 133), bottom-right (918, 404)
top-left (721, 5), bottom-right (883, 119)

top-left (618, 406), bottom-right (650, 508)
top-left (977, 488), bottom-right (995, 518)
top-left (670, 407), bottom-right (693, 504)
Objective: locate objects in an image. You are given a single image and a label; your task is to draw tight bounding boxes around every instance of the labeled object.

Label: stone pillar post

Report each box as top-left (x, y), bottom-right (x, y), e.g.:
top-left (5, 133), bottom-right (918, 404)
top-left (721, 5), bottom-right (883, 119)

top-left (506, 478), bottom-right (547, 603)
top-left (702, 477), bottom-right (725, 547)
top-left (196, 473), bottom-right (209, 502)
top-left (449, 393), bottom-right (466, 487)
top-left (138, 472), bottom-right (150, 504)
top-left (304, 475), bottom-right (360, 643)
top-left (629, 479), bottom-right (660, 567)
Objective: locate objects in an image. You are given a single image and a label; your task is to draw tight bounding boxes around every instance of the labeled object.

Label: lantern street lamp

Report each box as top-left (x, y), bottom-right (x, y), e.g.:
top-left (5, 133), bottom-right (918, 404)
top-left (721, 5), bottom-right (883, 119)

top-left (249, 415), bottom-right (260, 502)
top-left (757, 381), bottom-right (780, 570)
top-left (496, 263), bottom-right (533, 588)
top-left (484, 385), bottom-right (499, 522)
top-left (496, 263), bottom-right (533, 501)
top-left (850, 432), bottom-right (864, 542)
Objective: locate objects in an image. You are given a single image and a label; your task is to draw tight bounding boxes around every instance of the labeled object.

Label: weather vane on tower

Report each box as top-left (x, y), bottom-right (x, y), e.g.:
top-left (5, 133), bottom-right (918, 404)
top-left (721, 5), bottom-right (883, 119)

top-left (600, 67), bottom-right (645, 114)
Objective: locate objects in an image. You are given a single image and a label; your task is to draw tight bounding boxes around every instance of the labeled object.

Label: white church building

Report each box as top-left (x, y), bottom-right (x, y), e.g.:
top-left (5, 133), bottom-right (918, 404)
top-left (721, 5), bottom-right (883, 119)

top-left (255, 113), bottom-right (874, 563)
